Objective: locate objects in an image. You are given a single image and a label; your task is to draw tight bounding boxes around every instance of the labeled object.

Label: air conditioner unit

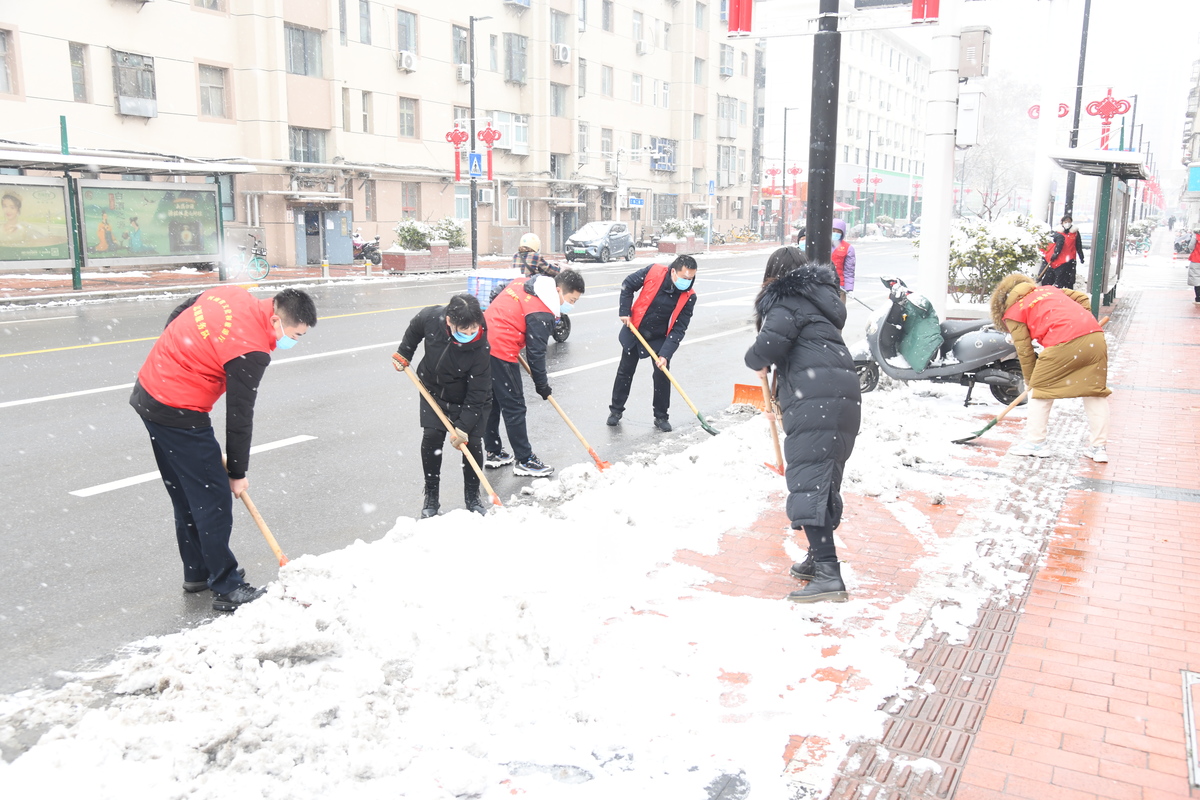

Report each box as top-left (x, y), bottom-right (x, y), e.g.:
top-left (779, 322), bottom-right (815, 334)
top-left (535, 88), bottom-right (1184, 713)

top-left (847, 92), bottom-right (857, 103)
top-left (397, 50), bottom-right (417, 72)
top-left (719, 65), bottom-right (734, 78)
top-left (636, 40), bottom-right (651, 55)
top-left (503, 0), bottom-right (531, 7)
top-left (552, 43), bottom-right (571, 63)
top-left (478, 188), bottom-right (495, 204)
top-left (455, 64), bottom-right (470, 83)
top-left (845, 127), bottom-right (854, 137)
top-left (738, 173), bottom-right (746, 184)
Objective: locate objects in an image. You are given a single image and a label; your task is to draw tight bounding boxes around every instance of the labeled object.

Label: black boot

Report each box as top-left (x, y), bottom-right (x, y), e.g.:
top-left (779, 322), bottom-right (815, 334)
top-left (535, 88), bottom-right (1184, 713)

top-left (787, 561), bottom-right (848, 603)
top-left (789, 553), bottom-right (815, 581)
top-left (421, 484), bottom-right (440, 519)
top-left (465, 486), bottom-right (488, 515)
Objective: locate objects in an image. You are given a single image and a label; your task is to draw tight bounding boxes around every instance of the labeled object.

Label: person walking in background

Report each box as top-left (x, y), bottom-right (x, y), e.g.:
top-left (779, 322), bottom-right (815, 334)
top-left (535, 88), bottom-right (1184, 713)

top-left (512, 232), bottom-right (560, 278)
top-left (1187, 227), bottom-right (1200, 303)
top-left (830, 219), bottom-right (855, 297)
top-left (130, 287), bottom-right (318, 611)
top-left (990, 273), bottom-right (1111, 462)
top-left (483, 268), bottom-right (586, 477)
top-left (1041, 215), bottom-right (1085, 290)
top-left (393, 294), bottom-right (492, 518)
top-left (606, 255), bottom-right (698, 432)
top-left (744, 248), bottom-right (861, 603)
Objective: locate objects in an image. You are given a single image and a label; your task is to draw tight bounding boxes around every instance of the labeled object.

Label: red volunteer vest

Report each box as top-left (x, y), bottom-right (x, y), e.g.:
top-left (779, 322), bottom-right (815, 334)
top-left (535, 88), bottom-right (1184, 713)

top-left (1052, 230), bottom-right (1079, 267)
top-left (484, 280), bottom-right (553, 362)
top-left (630, 264), bottom-right (694, 333)
top-left (137, 288), bottom-right (277, 412)
top-left (831, 241), bottom-right (851, 286)
top-left (1003, 285), bottom-right (1101, 349)
top-left (1189, 235), bottom-right (1200, 263)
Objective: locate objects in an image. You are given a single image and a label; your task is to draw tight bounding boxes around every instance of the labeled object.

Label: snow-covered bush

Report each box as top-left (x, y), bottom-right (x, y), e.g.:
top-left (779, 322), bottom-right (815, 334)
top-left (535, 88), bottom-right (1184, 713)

top-left (660, 218), bottom-right (705, 238)
top-left (1127, 218), bottom-right (1155, 240)
top-left (919, 215), bottom-right (1053, 302)
top-left (875, 215), bottom-right (895, 227)
top-left (431, 217), bottom-right (467, 248)
top-left (393, 217), bottom-right (467, 250)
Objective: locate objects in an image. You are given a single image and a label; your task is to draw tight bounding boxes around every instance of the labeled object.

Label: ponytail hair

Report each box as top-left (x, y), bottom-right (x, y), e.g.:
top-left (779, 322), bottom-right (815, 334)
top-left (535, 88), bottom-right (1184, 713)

top-left (446, 293), bottom-right (485, 328)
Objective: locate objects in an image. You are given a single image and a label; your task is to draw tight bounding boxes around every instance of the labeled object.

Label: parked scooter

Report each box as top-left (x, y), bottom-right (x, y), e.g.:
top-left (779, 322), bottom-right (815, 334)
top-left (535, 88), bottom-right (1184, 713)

top-left (355, 235), bottom-right (382, 265)
top-left (850, 276), bottom-right (1025, 406)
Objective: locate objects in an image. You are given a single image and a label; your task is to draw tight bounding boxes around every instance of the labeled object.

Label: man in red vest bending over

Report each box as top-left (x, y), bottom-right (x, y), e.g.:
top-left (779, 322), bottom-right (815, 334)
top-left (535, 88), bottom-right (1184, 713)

top-left (607, 255), bottom-right (699, 432)
top-left (130, 287), bottom-right (317, 612)
top-left (484, 268), bottom-right (586, 477)
top-left (1041, 214), bottom-right (1085, 289)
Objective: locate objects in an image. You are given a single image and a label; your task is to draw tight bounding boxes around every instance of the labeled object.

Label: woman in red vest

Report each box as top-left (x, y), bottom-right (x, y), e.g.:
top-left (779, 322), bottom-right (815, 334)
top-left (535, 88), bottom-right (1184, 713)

top-left (830, 219), bottom-right (855, 296)
top-left (1041, 215), bottom-right (1085, 289)
top-left (989, 273), bottom-right (1110, 462)
top-left (607, 255), bottom-right (698, 431)
top-left (1188, 226), bottom-right (1200, 303)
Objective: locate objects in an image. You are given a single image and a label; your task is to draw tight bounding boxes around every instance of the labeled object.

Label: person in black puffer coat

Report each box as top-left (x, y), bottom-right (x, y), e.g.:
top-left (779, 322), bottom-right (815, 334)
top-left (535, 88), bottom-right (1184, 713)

top-left (744, 248), bottom-right (862, 603)
top-left (392, 294), bottom-right (492, 517)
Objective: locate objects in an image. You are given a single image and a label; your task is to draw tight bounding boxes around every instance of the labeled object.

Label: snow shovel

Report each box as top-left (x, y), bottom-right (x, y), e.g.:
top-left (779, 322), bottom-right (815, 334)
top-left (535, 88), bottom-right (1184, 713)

top-left (222, 456), bottom-right (290, 566)
top-left (952, 315), bottom-right (1109, 444)
top-left (625, 322), bottom-right (719, 436)
top-left (759, 373), bottom-right (785, 476)
top-left (397, 360), bottom-right (503, 507)
top-left (732, 383), bottom-right (769, 411)
top-left (517, 354), bottom-right (612, 471)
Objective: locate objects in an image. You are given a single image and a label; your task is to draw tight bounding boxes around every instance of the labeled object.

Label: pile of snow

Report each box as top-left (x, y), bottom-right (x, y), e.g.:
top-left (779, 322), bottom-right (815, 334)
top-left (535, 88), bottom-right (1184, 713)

top-left (0, 384), bottom-right (1038, 799)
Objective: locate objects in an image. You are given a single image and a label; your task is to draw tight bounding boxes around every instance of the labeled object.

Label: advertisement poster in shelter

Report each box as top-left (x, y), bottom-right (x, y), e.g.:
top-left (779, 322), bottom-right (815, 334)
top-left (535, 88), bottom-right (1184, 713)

top-left (0, 180), bottom-right (72, 266)
top-left (80, 184), bottom-right (219, 262)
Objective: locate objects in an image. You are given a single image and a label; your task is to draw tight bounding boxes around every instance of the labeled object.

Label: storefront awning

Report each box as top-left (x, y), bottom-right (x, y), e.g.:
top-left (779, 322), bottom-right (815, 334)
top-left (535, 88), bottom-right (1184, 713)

top-left (0, 149), bottom-right (257, 175)
top-left (1049, 149), bottom-right (1149, 181)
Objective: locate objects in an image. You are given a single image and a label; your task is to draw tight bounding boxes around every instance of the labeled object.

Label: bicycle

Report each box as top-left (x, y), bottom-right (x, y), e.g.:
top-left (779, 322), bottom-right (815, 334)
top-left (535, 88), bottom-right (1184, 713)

top-left (229, 234), bottom-right (270, 280)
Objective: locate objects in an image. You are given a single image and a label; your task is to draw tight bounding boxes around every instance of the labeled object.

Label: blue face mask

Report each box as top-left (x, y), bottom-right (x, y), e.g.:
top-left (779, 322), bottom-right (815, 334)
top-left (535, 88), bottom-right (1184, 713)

top-left (276, 334), bottom-right (298, 350)
top-left (832, 232), bottom-right (843, 244)
top-left (560, 302), bottom-right (575, 314)
top-left (451, 329), bottom-right (476, 343)
top-left (674, 277), bottom-right (693, 291)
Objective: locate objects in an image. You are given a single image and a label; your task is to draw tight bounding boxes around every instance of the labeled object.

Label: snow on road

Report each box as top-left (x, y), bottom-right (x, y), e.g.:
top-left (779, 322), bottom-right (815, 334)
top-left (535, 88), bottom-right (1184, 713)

top-left (0, 381), bottom-right (1037, 799)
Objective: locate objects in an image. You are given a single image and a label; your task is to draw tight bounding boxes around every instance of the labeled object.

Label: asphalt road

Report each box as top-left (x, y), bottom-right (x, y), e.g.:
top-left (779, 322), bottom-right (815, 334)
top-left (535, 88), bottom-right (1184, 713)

top-left (0, 240), bottom-right (920, 693)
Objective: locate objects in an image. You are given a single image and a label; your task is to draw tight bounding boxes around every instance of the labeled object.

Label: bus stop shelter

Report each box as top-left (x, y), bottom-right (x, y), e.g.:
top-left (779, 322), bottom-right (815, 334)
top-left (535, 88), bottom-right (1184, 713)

top-left (1049, 149), bottom-right (1149, 317)
top-left (0, 147), bottom-right (255, 290)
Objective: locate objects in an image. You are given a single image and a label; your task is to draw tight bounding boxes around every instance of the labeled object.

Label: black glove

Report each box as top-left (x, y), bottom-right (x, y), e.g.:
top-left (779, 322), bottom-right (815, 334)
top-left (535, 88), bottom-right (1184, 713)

top-left (535, 383), bottom-right (552, 400)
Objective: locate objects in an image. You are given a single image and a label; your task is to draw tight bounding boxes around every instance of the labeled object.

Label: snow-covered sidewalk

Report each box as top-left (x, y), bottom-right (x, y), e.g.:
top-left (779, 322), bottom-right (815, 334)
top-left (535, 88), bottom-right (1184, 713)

top-left (0, 380), bottom-right (1049, 799)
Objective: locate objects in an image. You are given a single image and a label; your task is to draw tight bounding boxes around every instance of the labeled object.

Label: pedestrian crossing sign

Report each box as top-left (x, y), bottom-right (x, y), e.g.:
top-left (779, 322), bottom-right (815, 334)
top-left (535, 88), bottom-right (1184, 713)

top-left (469, 153), bottom-right (484, 178)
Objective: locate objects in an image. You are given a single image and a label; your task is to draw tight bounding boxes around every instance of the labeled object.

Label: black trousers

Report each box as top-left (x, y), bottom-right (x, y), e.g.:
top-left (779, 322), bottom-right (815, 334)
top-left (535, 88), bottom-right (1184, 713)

top-left (485, 356), bottom-right (533, 462)
top-left (799, 523), bottom-right (838, 562)
top-left (142, 418), bottom-right (243, 595)
top-left (420, 427), bottom-right (483, 496)
top-left (1040, 261), bottom-right (1077, 290)
top-left (609, 346), bottom-right (671, 418)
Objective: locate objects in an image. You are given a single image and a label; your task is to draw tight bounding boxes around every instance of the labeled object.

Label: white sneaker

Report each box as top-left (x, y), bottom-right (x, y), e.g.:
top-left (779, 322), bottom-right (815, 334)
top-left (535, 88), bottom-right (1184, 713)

top-left (1089, 446), bottom-right (1109, 463)
top-left (1009, 440), bottom-right (1051, 458)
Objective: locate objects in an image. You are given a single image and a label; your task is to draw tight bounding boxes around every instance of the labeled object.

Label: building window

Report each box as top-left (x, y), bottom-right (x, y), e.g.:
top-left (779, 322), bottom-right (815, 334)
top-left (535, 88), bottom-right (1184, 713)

top-left (507, 184), bottom-right (521, 220)
top-left (396, 10), bottom-right (416, 53)
top-left (716, 95), bottom-right (737, 138)
top-left (401, 182), bottom-right (420, 219)
top-left (717, 144), bottom-right (735, 187)
top-left (692, 168), bottom-right (705, 194)
top-left (550, 153), bottom-right (566, 179)
top-left (112, 50), bottom-right (157, 117)
top-left (551, 10), bottom-right (568, 45)
top-left (739, 100), bottom-right (747, 125)
top-left (631, 73), bottom-right (641, 103)
top-left (719, 44), bottom-right (734, 77)
top-left (578, 58), bottom-right (586, 97)
top-left (601, 65), bottom-right (613, 97)
top-left (653, 193), bottom-right (678, 221)
top-left (630, 133), bottom-right (642, 161)
top-left (578, 0), bottom-right (587, 32)
top-left (215, 174), bottom-right (235, 221)
top-left (455, 185), bottom-right (470, 220)
top-left (694, 57), bottom-right (704, 85)
top-left (359, 0), bottom-right (371, 44)
top-left (452, 25), bottom-right (469, 65)
top-left (286, 26), bottom-right (322, 76)
top-left (453, 106), bottom-right (469, 126)
top-left (489, 35), bottom-right (498, 71)
top-left (194, 0), bottom-right (223, 9)
top-left (361, 90), bottom-right (373, 133)
top-left (741, 51), bottom-right (749, 76)
top-left (602, 0), bottom-right (613, 31)
top-left (198, 64), bottom-right (229, 118)
top-left (69, 43), bottom-right (88, 103)
top-left (632, 11), bottom-right (643, 41)
top-left (695, 2), bottom-right (706, 29)
top-left (364, 179), bottom-right (376, 221)
top-left (693, 114), bottom-right (703, 139)
top-left (578, 121), bottom-right (589, 162)
top-left (600, 127), bottom-right (613, 161)
top-left (660, 80), bottom-right (669, 108)
top-left (289, 127), bottom-right (327, 163)
top-left (649, 137), bottom-right (676, 172)
top-left (342, 87), bottom-right (351, 130)
top-left (339, 0), bottom-right (348, 45)
top-left (550, 83), bottom-right (567, 117)
top-left (398, 97), bottom-right (417, 138)
top-left (504, 33), bottom-right (527, 84)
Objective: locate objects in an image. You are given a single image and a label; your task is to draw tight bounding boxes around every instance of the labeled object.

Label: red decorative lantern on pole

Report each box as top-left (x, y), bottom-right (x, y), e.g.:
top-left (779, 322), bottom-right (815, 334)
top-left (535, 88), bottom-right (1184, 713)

top-left (766, 167), bottom-right (781, 198)
top-left (788, 165), bottom-right (803, 197)
top-left (870, 174), bottom-right (883, 205)
top-left (1086, 88), bottom-right (1131, 150)
top-left (477, 123), bottom-right (502, 181)
top-left (445, 124), bottom-right (469, 182)
top-left (853, 174), bottom-right (865, 202)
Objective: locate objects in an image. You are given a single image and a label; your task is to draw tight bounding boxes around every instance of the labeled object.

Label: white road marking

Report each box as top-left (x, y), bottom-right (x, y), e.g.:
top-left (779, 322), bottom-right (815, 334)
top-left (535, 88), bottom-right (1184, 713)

top-left (548, 325), bottom-right (753, 377)
top-left (1, 315), bottom-right (79, 323)
top-left (0, 383), bottom-right (135, 409)
top-left (69, 435), bottom-right (318, 497)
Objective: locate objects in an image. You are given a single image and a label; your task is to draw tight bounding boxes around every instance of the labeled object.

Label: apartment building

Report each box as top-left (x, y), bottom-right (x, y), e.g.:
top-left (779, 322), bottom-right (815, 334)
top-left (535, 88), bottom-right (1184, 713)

top-left (1181, 58), bottom-right (1200, 228)
top-left (761, 15), bottom-right (930, 233)
top-left (0, 0), bottom-right (759, 266)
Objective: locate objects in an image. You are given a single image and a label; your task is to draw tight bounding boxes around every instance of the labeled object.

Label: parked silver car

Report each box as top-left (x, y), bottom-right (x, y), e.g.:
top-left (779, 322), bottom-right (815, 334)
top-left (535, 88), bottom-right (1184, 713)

top-left (564, 220), bottom-right (636, 262)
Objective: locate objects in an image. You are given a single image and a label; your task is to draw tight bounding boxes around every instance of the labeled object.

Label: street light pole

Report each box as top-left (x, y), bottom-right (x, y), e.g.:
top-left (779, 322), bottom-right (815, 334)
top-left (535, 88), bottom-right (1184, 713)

top-left (468, 15), bottom-right (491, 270)
top-left (806, 0), bottom-right (841, 264)
top-left (781, 106), bottom-right (798, 245)
top-left (1063, 0), bottom-right (1092, 218)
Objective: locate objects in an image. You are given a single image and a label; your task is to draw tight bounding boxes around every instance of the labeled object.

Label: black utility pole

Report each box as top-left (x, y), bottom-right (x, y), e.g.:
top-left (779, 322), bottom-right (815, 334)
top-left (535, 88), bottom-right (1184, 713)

top-left (806, 0), bottom-right (841, 264)
top-left (468, 16), bottom-right (489, 269)
top-left (1064, 0), bottom-right (1092, 217)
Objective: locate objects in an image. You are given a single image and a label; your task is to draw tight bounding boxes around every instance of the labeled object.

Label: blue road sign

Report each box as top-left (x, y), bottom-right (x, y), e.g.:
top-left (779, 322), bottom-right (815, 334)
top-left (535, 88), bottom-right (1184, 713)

top-left (468, 152), bottom-right (483, 178)
top-left (708, 180), bottom-right (715, 196)
top-left (628, 197), bottom-right (645, 207)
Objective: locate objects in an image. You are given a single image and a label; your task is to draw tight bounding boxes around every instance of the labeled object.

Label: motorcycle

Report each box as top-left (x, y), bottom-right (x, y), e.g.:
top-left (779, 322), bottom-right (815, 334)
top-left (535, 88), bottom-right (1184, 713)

top-left (354, 235), bottom-right (382, 265)
top-left (851, 276), bottom-right (1025, 406)
top-left (1174, 230), bottom-right (1195, 255)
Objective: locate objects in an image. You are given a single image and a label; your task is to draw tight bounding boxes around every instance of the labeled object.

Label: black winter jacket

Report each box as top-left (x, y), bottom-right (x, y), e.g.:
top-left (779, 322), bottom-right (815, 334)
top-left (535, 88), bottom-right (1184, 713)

top-left (744, 264), bottom-right (861, 528)
top-left (397, 305), bottom-right (492, 434)
top-left (617, 265), bottom-right (697, 360)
